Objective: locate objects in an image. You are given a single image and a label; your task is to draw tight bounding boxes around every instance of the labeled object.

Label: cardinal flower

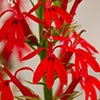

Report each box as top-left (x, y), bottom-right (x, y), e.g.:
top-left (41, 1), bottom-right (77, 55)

top-left (21, 37), bottom-right (68, 89)
top-left (70, 0), bottom-right (82, 18)
top-left (0, 65), bottom-right (38, 99)
top-left (0, 17), bottom-right (25, 50)
top-left (70, 48), bottom-right (100, 79)
top-left (25, 0), bottom-right (72, 29)
top-left (58, 31), bottom-right (99, 78)
top-left (0, 1), bottom-right (37, 50)
top-left (1, 42), bottom-right (32, 62)
top-left (0, 73), bottom-right (14, 100)
top-left (83, 75), bottom-right (100, 100)
top-left (73, 31), bottom-right (98, 54)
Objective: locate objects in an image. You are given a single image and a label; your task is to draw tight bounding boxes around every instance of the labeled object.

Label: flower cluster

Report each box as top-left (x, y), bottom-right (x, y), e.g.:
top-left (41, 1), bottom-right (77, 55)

top-left (0, 0), bottom-right (100, 100)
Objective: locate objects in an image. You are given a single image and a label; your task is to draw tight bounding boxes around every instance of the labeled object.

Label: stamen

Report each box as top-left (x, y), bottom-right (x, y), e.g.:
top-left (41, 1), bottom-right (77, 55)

top-left (8, 0), bottom-right (15, 7)
top-left (48, 36), bottom-right (53, 42)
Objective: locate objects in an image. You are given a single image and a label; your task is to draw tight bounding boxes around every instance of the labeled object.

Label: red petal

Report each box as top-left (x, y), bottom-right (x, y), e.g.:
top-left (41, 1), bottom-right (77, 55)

top-left (0, 18), bottom-right (13, 41)
top-left (78, 54), bottom-right (88, 78)
top-left (6, 86), bottom-right (14, 100)
top-left (19, 17), bottom-right (37, 43)
top-left (89, 82), bottom-right (97, 100)
top-left (33, 57), bottom-right (48, 84)
top-left (75, 54), bottom-right (80, 78)
top-left (54, 56), bottom-right (67, 85)
top-left (44, 8), bottom-right (51, 27)
top-left (50, 9), bottom-right (62, 29)
top-left (46, 59), bottom-right (55, 89)
top-left (0, 73), bottom-right (3, 81)
top-left (85, 81), bottom-right (89, 100)
top-left (62, 0), bottom-right (68, 10)
top-left (21, 47), bottom-right (47, 61)
top-left (78, 49), bottom-right (100, 72)
top-left (1, 85), bottom-right (7, 100)
top-left (70, 0), bottom-right (82, 18)
top-left (7, 23), bottom-right (16, 50)
top-left (81, 40), bottom-right (98, 53)
top-left (28, 1), bottom-right (45, 14)
top-left (14, 67), bottom-right (34, 78)
top-left (24, 12), bottom-right (44, 25)
top-left (2, 44), bottom-right (12, 62)
top-left (0, 10), bottom-right (16, 18)
top-left (81, 42), bottom-right (92, 54)
top-left (73, 31), bottom-right (98, 53)
top-left (53, 6), bottom-right (72, 24)
top-left (56, 82), bottom-right (64, 97)
top-left (16, 21), bottom-right (25, 47)
top-left (89, 75), bottom-right (100, 91)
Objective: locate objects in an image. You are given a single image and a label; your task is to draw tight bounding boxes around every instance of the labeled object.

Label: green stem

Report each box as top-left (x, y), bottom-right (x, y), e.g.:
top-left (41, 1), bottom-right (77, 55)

top-left (38, 0), bottom-right (45, 42)
top-left (37, 0), bottom-right (53, 100)
top-left (40, 51), bottom-right (53, 100)
top-left (43, 77), bottom-right (53, 100)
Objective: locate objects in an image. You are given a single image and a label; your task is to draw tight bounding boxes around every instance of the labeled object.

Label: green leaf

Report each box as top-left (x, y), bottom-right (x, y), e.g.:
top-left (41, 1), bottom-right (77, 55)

top-left (14, 95), bottom-right (41, 100)
top-left (25, 80), bottom-right (47, 87)
top-left (55, 91), bottom-right (82, 100)
top-left (30, 0), bottom-right (35, 6)
top-left (52, 0), bottom-right (62, 7)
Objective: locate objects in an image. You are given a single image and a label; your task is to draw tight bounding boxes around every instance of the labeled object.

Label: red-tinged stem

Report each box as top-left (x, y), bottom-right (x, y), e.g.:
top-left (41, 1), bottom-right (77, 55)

top-left (62, 0), bottom-right (68, 10)
top-left (61, 77), bottom-right (82, 100)
top-left (61, 50), bottom-right (73, 65)
top-left (60, 32), bottom-right (81, 65)
top-left (2, 66), bottom-right (38, 99)
top-left (48, 41), bottom-right (53, 54)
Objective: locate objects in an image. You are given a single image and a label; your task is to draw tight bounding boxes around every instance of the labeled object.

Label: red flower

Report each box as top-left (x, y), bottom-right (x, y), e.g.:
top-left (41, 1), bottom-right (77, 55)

top-left (1, 42), bottom-right (32, 62)
top-left (77, 49), bottom-right (100, 72)
top-left (70, 0), bottom-right (82, 18)
top-left (73, 31), bottom-right (98, 54)
top-left (57, 31), bottom-right (100, 78)
top-left (55, 67), bottom-right (75, 99)
top-left (0, 2), bottom-right (37, 50)
top-left (84, 75), bottom-right (100, 100)
top-left (0, 73), bottom-right (14, 100)
top-left (0, 65), bottom-right (38, 99)
top-left (26, 1), bottom-right (72, 29)
top-left (71, 48), bottom-right (100, 79)
top-left (0, 17), bottom-right (25, 50)
top-left (60, 77), bottom-right (82, 100)
top-left (21, 38), bottom-right (67, 89)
